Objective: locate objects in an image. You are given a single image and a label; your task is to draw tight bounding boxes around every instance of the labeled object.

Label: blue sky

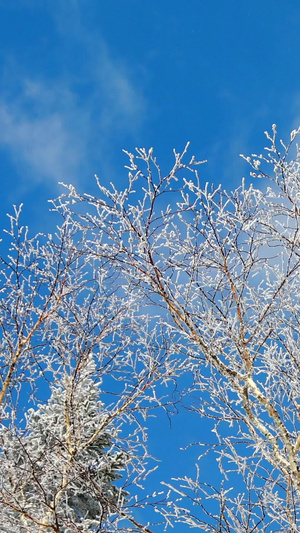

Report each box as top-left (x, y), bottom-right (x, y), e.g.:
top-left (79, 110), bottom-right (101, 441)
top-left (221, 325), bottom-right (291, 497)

top-left (1, 1), bottom-right (300, 529)
top-left (1, 1), bottom-right (300, 231)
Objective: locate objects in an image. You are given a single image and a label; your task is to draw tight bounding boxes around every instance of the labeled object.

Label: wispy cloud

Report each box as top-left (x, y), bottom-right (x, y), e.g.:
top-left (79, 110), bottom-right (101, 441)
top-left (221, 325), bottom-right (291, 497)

top-left (0, 3), bottom-right (147, 190)
top-left (94, 44), bottom-right (146, 133)
top-left (0, 80), bottom-right (88, 187)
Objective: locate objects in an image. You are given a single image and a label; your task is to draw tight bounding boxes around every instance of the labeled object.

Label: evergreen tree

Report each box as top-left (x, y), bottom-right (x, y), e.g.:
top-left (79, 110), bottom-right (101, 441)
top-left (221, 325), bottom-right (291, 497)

top-left (1, 356), bottom-right (128, 531)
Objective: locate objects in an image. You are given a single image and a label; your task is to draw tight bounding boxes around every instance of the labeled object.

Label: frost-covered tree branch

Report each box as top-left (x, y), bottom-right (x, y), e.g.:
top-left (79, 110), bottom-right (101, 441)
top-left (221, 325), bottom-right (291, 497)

top-left (0, 205), bottom-right (180, 531)
top-left (2, 126), bottom-right (300, 531)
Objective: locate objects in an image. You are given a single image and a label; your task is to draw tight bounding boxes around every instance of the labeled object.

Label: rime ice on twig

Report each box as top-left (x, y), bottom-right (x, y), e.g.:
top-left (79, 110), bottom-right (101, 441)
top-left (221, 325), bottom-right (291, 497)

top-left (2, 128), bottom-right (300, 531)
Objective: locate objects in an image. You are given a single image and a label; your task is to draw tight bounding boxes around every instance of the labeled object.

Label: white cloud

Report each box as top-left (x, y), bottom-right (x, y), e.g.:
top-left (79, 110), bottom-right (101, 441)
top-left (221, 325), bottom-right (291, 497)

top-left (0, 82), bottom-right (87, 187)
top-left (95, 45), bottom-right (146, 132)
top-left (0, 5), bottom-right (147, 190)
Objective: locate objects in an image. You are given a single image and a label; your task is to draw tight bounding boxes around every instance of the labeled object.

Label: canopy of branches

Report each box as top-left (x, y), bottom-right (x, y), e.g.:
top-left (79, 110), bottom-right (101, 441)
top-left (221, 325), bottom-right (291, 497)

top-left (1, 126), bottom-right (300, 532)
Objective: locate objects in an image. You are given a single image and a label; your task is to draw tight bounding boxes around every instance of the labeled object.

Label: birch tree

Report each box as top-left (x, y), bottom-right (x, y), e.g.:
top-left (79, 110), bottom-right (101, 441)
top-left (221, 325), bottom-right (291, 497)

top-left (2, 125), bottom-right (300, 531)
top-left (0, 205), bottom-right (179, 531)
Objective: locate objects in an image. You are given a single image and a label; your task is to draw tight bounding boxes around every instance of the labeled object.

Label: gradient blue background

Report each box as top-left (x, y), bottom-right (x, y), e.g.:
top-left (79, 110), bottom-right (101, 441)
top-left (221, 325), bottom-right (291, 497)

top-left (1, 1), bottom-right (300, 230)
top-left (1, 1), bottom-right (300, 529)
